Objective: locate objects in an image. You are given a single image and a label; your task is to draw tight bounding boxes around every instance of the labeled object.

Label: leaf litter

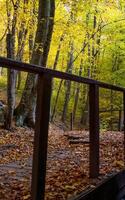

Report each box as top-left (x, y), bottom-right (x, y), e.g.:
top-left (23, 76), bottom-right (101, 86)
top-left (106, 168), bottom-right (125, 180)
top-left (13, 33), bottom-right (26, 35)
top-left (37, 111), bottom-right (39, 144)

top-left (0, 124), bottom-right (124, 199)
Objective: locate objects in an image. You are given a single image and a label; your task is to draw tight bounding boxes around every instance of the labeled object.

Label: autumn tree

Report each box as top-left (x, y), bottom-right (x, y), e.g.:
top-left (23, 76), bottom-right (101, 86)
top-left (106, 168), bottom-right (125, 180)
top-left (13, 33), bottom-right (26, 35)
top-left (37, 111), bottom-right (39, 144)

top-left (15, 0), bottom-right (55, 126)
top-left (5, 0), bottom-right (20, 129)
top-left (0, 0), bottom-right (125, 129)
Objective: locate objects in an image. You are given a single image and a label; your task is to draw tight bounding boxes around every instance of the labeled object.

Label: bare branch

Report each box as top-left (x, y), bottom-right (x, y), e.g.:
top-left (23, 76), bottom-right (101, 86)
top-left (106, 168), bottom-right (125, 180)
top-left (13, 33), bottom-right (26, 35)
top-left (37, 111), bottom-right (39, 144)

top-left (101, 18), bottom-right (125, 29)
top-left (10, 0), bottom-right (15, 7)
top-left (0, 28), bottom-right (8, 42)
top-left (71, 18), bottom-right (125, 65)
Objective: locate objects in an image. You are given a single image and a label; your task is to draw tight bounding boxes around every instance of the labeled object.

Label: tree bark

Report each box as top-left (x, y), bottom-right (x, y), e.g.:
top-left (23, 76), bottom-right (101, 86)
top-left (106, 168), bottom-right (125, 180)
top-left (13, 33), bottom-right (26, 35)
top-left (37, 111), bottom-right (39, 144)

top-left (5, 34), bottom-right (17, 129)
top-left (51, 80), bottom-right (63, 122)
top-left (15, 0), bottom-right (55, 126)
top-left (72, 59), bottom-right (83, 123)
top-left (80, 68), bottom-right (90, 127)
top-left (62, 41), bottom-right (74, 122)
top-left (5, 0), bottom-right (19, 129)
top-left (53, 34), bottom-right (64, 70)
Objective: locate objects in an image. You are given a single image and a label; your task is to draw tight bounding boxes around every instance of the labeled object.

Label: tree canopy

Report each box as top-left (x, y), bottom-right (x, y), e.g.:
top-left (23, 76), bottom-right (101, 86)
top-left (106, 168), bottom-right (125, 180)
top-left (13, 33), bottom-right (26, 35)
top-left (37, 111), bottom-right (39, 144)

top-left (0, 0), bottom-right (125, 128)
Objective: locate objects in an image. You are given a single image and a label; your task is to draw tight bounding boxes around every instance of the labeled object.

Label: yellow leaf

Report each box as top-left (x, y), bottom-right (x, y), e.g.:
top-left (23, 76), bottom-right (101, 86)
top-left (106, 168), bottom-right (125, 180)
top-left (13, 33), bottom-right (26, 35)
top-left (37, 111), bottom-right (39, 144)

top-left (23, 194), bottom-right (31, 200)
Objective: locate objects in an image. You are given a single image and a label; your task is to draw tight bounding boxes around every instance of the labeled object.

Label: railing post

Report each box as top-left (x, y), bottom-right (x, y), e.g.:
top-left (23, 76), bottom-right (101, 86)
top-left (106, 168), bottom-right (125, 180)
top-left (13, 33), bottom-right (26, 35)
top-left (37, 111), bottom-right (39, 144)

top-left (31, 74), bottom-right (52, 200)
top-left (89, 84), bottom-right (99, 178)
top-left (123, 92), bottom-right (125, 165)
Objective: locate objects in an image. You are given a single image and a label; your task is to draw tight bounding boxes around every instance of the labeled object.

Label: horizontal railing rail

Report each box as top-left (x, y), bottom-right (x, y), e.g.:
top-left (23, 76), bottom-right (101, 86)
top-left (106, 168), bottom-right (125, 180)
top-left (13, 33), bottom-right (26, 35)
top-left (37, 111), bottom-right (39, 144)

top-left (0, 56), bottom-right (125, 92)
top-left (0, 56), bottom-right (125, 200)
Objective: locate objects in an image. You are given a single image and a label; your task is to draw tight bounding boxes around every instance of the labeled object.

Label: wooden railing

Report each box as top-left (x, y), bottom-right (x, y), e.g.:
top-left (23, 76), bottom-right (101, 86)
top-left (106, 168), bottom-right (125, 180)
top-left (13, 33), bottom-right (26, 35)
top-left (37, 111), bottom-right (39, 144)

top-left (71, 170), bottom-right (125, 200)
top-left (0, 56), bottom-right (125, 200)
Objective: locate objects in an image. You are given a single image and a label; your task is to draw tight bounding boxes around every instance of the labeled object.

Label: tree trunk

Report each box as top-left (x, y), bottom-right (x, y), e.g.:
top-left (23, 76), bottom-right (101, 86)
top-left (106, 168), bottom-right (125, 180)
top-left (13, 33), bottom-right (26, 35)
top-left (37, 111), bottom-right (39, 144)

top-left (50, 35), bottom-right (65, 113)
top-left (72, 59), bottom-right (83, 122)
top-left (5, 33), bottom-right (17, 129)
top-left (16, 18), bottom-right (28, 89)
top-left (5, 0), bottom-right (19, 129)
top-left (80, 68), bottom-right (90, 127)
top-left (15, 0), bottom-right (55, 126)
top-left (53, 34), bottom-right (64, 70)
top-left (51, 80), bottom-right (63, 122)
top-left (110, 90), bottom-right (113, 131)
top-left (62, 41), bottom-right (74, 122)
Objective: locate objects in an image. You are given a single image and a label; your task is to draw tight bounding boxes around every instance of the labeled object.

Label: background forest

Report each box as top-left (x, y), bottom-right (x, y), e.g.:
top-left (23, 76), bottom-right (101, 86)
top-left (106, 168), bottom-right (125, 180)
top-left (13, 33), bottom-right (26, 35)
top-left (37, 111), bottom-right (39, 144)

top-left (1, 1), bottom-right (125, 199)
top-left (0, 0), bottom-right (125, 130)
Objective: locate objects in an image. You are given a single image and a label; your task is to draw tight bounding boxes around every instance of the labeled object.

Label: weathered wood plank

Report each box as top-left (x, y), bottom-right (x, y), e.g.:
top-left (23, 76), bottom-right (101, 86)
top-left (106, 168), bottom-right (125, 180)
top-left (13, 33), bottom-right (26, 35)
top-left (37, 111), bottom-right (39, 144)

top-left (31, 74), bottom-right (52, 200)
top-left (0, 56), bottom-right (125, 92)
top-left (71, 170), bottom-right (125, 200)
top-left (89, 84), bottom-right (99, 178)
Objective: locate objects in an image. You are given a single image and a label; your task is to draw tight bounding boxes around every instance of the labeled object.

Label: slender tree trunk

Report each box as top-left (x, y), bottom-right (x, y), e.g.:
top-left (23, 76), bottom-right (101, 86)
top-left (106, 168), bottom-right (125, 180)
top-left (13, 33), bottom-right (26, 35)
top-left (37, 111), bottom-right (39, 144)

top-left (0, 68), bottom-right (3, 76)
top-left (62, 41), bottom-right (74, 122)
top-left (51, 56), bottom-right (65, 122)
top-left (72, 59), bottom-right (83, 122)
top-left (53, 34), bottom-right (64, 70)
top-left (51, 80), bottom-right (63, 122)
top-left (110, 90), bottom-right (113, 131)
top-left (5, 33), bottom-right (17, 129)
top-left (48, 33), bottom-right (64, 117)
top-left (80, 6), bottom-right (101, 128)
top-left (16, 25), bottom-right (27, 89)
top-left (5, 1), bottom-right (19, 129)
top-left (109, 52), bottom-right (118, 130)
top-left (80, 68), bottom-right (90, 127)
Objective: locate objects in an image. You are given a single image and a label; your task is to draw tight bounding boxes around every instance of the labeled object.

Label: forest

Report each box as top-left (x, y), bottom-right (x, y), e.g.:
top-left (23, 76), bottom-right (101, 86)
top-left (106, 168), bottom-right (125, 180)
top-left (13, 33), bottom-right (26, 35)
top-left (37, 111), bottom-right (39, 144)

top-left (0, 0), bottom-right (125, 199)
top-left (0, 0), bottom-right (125, 129)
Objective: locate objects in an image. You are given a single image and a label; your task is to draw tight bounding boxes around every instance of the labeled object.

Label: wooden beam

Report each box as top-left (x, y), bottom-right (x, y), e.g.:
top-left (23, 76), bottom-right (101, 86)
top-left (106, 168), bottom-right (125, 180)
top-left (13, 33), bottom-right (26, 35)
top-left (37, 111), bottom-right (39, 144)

top-left (70, 170), bottom-right (125, 200)
top-left (0, 56), bottom-right (125, 92)
top-left (89, 84), bottom-right (99, 178)
top-left (31, 74), bottom-right (52, 200)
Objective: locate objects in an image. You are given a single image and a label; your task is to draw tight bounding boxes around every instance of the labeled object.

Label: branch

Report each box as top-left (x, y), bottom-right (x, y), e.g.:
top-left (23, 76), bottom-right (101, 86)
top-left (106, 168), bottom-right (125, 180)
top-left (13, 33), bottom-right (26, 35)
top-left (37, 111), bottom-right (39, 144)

top-left (101, 18), bottom-right (125, 29)
top-left (10, 0), bottom-right (15, 7)
top-left (71, 27), bottom-right (100, 64)
top-left (70, 18), bottom-right (125, 65)
top-left (0, 28), bottom-right (7, 42)
top-left (10, 0), bottom-right (20, 10)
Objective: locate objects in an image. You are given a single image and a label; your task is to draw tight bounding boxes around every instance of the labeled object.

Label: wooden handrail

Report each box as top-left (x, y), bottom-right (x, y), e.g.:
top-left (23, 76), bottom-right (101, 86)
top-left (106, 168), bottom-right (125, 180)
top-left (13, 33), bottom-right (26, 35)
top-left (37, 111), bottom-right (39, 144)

top-left (0, 56), bottom-right (125, 92)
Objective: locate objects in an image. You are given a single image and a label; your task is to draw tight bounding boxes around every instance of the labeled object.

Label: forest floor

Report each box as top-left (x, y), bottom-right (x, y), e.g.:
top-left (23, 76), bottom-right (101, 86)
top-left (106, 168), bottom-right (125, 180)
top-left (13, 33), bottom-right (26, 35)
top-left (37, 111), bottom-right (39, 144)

top-left (0, 124), bottom-right (124, 200)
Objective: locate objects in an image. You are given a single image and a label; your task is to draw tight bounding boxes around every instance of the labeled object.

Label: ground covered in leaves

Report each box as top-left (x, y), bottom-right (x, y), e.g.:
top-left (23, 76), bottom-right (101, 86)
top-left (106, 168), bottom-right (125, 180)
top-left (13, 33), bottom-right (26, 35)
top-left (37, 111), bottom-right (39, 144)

top-left (0, 124), bottom-right (124, 200)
